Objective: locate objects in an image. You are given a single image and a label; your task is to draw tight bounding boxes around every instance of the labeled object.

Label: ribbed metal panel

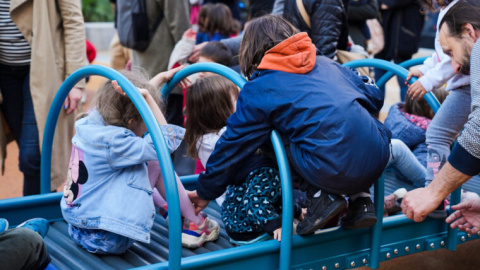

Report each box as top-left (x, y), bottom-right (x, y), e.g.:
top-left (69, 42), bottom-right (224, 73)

top-left (45, 204), bottom-right (235, 269)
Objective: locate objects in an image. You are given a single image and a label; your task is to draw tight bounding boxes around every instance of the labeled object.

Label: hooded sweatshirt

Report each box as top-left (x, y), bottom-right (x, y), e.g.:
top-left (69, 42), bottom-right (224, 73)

top-left (197, 33), bottom-right (390, 199)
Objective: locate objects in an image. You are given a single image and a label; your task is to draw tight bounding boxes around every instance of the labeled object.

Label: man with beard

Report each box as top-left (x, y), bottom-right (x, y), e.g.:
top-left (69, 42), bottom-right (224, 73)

top-left (401, 1), bottom-right (480, 224)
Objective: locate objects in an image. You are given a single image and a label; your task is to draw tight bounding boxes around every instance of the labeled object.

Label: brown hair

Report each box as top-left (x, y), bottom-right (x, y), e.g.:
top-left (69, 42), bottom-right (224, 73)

top-left (440, 0), bottom-right (480, 39)
top-left (199, 41), bottom-right (233, 66)
top-left (199, 3), bottom-right (237, 37)
top-left (95, 69), bottom-right (162, 130)
top-left (239, 15), bottom-right (300, 78)
top-left (184, 75), bottom-right (239, 159)
top-left (404, 87), bottom-right (448, 119)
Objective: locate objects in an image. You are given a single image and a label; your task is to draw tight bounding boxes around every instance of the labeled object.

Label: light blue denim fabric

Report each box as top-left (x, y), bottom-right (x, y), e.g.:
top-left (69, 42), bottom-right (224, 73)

top-left (69, 225), bottom-right (134, 254)
top-left (61, 109), bottom-right (184, 244)
top-left (387, 139), bottom-right (426, 188)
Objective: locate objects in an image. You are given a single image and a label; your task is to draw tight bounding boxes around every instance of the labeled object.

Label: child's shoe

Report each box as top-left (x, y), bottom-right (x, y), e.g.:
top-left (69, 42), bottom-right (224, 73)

top-left (0, 218), bottom-right (8, 234)
top-left (427, 199), bottom-right (448, 219)
top-left (17, 218), bottom-right (49, 238)
top-left (340, 197), bottom-right (377, 229)
top-left (182, 213), bottom-right (220, 248)
top-left (383, 188), bottom-right (407, 217)
top-left (296, 190), bottom-right (347, 235)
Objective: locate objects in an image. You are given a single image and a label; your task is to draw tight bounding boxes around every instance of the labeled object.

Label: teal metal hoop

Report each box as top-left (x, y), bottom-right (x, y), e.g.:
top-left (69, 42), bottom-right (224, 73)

top-left (41, 65), bottom-right (182, 270)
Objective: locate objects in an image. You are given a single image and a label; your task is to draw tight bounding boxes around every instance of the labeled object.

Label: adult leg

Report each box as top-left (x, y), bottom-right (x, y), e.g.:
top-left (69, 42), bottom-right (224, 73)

top-left (0, 228), bottom-right (50, 270)
top-left (425, 85), bottom-right (471, 185)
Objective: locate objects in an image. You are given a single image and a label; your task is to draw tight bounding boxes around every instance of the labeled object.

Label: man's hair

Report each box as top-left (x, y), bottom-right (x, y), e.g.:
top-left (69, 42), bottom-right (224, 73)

top-left (440, 1), bottom-right (480, 38)
top-left (239, 15), bottom-right (300, 79)
top-left (184, 75), bottom-right (239, 159)
top-left (95, 69), bottom-right (162, 128)
top-left (199, 41), bottom-right (233, 66)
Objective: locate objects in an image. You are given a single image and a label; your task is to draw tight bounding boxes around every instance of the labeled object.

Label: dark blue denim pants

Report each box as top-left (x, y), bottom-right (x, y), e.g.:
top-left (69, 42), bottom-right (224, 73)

top-left (0, 63), bottom-right (41, 195)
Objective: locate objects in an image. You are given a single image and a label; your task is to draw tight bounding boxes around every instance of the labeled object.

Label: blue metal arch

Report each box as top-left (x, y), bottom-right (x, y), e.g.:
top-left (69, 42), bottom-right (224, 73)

top-left (40, 65), bottom-right (182, 270)
top-left (161, 62), bottom-right (295, 270)
top-left (375, 57), bottom-right (428, 89)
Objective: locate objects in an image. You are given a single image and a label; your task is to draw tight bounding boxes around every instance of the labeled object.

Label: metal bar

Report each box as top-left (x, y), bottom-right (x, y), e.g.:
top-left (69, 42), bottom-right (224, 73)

top-left (40, 65), bottom-right (182, 270)
top-left (375, 57), bottom-right (428, 89)
top-left (369, 174), bottom-right (385, 268)
top-left (271, 130), bottom-right (294, 270)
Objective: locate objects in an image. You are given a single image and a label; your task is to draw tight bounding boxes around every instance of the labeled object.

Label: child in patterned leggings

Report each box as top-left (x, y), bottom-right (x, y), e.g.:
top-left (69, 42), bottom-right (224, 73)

top-left (184, 75), bottom-right (304, 244)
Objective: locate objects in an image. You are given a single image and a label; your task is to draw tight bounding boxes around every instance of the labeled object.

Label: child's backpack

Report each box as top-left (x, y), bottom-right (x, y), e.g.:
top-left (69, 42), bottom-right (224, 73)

top-left (116, 0), bottom-right (163, 52)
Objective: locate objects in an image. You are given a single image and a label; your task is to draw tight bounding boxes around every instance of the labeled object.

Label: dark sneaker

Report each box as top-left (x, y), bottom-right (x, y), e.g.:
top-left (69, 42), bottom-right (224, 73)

top-left (427, 199), bottom-right (448, 219)
top-left (296, 191), bottom-right (347, 235)
top-left (341, 197), bottom-right (377, 229)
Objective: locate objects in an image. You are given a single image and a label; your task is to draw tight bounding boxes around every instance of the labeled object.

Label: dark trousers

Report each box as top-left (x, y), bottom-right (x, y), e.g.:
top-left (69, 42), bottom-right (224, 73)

top-left (0, 228), bottom-right (50, 270)
top-left (0, 64), bottom-right (41, 195)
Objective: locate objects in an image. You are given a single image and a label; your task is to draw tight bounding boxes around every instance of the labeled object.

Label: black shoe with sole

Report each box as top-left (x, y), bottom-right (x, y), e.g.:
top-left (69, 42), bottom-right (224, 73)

top-left (341, 197), bottom-right (377, 229)
top-left (296, 191), bottom-right (347, 235)
top-left (427, 200), bottom-right (447, 219)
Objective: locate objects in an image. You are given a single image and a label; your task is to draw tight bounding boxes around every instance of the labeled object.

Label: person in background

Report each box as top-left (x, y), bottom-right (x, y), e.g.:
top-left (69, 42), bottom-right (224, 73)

top-left (347, 0), bottom-right (379, 49)
top-left (0, 0), bottom-right (87, 195)
top-left (374, 0), bottom-right (424, 101)
top-left (401, 1), bottom-right (480, 222)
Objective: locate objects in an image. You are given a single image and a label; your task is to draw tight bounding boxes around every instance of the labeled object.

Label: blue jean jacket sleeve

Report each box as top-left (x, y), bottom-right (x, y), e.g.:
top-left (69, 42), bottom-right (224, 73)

top-left (108, 124), bottom-right (185, 169)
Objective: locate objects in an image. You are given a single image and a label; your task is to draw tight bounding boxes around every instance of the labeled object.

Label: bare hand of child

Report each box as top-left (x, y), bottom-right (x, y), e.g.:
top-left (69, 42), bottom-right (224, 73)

top-left (407, 81), bottom-right (427, 100)
top-left (187, 190), bottom-right (209, 215)
top-left (150, 65), bottom-right (192, 89)
top-left (112, 80), bottom-right (149, 98)
top-left (298, 208), bottom-right (307, 222)
top-left (405, 69), bottom-right (424, 86)
top-left (273, 228), bottom-right (282, 242)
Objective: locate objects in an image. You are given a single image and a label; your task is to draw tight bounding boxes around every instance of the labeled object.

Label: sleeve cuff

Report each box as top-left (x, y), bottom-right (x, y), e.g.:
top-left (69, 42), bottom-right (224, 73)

top-left (264, 217), bottom-right (282, 235)
top-left (449, 143), bottom-right (480, 176)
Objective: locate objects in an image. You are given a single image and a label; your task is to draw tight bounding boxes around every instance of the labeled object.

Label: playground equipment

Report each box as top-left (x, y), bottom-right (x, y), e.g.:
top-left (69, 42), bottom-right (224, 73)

top-left (0, 59), bottom-right (477, 269)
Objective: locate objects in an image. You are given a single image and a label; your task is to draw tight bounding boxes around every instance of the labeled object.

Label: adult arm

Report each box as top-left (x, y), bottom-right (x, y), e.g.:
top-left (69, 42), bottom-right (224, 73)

top-left (58, 0), bottom-right (88, 114)
top-left (163, 0), bottom-right (190, 44)
top-left (401, 161), bottom-right (473, 222)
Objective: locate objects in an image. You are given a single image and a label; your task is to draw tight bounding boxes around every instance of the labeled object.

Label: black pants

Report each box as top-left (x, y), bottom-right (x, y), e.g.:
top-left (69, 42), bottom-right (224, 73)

top-left (0, 228), bottom-right (50, 270)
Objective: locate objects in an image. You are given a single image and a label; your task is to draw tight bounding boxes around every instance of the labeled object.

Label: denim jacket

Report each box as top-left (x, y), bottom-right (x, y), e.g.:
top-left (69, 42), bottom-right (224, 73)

top-left (60, 109), bottom-right (184, 243)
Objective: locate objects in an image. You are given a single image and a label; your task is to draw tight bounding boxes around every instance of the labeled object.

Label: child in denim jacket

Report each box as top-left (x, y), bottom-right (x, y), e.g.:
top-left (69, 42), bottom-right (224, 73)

top-left (61, 68), bottom-right (219, 254)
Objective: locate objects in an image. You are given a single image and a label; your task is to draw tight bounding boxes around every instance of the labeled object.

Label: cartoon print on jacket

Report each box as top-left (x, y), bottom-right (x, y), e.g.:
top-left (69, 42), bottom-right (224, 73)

top-left (64, 144), bottom-right (88, 206)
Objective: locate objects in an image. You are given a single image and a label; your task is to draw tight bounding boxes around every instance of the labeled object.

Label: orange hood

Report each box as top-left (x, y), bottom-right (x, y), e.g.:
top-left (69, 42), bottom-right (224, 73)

top-left (257, 32), bottom-right (316, 74)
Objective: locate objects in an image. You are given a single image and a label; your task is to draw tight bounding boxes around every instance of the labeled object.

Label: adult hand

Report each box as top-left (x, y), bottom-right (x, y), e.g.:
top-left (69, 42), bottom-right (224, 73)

top-left (188, 42), bottom-right (208, 63)
top-left (401, 187), bottom-right (443, 222)
top-left (446, 198), bottom-right (480, 234)
top-left (63, 87), bottom-right (83, 114)
top-left (407, 81), bottom-right (427, 100)
top-left (187, 190), bottom-right (209, 215)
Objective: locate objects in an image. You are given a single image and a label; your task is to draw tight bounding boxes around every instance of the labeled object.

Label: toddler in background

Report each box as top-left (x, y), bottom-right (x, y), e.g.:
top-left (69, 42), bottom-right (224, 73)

top-left (196, 3), bottom-right (239, 44)
top-left (185, 75), bottom-right (304, 244)
top-left (61, 68), bottom-right (219, 254)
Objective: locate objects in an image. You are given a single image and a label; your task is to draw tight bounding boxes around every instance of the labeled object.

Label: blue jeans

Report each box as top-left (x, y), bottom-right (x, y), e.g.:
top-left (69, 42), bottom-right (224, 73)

top-left (387, 139), bottom-right (425, 188)
top-left (425, 85), bottom-right (471, 185)
top-left (68, 225), bottom-right (134, 255)
top-left (0, 63), bottom-right (41, 195)
top-left (374, 56), bottom-right (410, 102)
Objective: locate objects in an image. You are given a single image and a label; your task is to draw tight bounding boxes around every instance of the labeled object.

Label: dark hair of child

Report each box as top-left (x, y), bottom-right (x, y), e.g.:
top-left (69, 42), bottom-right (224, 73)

top-left (198, 3), bottom-right (237, 37)
top-left (199, 41), bottom-right (233, 66)
top-left (404, 87), bottom-right (448, 119)
top-left (95, 69), bottom-right (163, 130)
top-left (184, 75), bottom-right (239, 159)
top-left (239, 15), bottom-right (300, 78)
